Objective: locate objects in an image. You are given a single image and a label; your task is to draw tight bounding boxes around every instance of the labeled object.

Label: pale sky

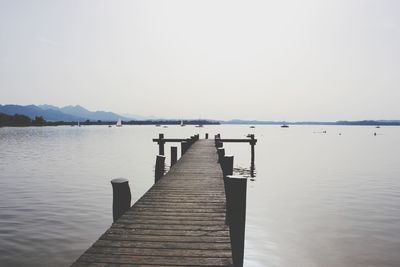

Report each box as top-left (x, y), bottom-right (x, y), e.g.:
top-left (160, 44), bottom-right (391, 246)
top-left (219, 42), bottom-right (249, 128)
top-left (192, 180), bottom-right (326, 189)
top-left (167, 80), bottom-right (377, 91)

top-left (1, 0), bottom-right (399, 121)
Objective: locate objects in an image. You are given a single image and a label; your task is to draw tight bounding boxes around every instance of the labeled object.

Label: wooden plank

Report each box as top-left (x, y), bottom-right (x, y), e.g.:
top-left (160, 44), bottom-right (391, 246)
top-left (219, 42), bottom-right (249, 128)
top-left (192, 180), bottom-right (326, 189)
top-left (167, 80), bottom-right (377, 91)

top-left (76, 254), bottom-right (232, 266)
top-left (72, 140), bottom-right (233, 266)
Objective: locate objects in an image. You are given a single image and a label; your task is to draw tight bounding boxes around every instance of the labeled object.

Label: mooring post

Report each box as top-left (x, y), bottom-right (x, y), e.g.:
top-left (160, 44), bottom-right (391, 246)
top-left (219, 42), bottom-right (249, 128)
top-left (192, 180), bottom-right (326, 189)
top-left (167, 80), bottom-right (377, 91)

top-left (216, 140), bottom-right (223, 148)
top-left (190, 136), bottom-right (196, 144)
top-left (155, 155), bottom-right (166, 183)
top-left (171, 146), bottom-right (177, 166)
top-left (158, 133), bottom-right (165, 155)
top-left (205, 133), bottom-right (209, 139)
top-left (249, 134), bottom-right (256, 177)
top-left (111, 178), bottom-right (131, 222)
top-left (222, 155), bottom-right (234, 225)
top-left (224, 175), bottom-right (248, 267)
top-left (217, 147), bottom-right (225, 163)
top-left (221, 155), bottom-right (234, 177)
top-left (181, 141), bottom-right (188, 156)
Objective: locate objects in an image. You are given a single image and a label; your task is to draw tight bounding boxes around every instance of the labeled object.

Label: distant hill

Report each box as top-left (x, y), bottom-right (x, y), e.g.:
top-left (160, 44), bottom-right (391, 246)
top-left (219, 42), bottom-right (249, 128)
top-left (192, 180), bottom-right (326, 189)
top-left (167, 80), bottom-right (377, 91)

top-left (0, 105), bottom-right (82, 121)
top-left (0, 104), bottom-right (129, 122)
top-left (38, 105), bottom-right (128, 121)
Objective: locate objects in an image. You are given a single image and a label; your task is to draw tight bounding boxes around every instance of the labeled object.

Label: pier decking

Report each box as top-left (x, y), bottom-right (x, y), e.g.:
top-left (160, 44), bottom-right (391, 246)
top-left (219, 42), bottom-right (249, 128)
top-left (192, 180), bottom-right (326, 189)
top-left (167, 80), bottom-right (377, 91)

top-left (72, 139), bottom-right (233, 266)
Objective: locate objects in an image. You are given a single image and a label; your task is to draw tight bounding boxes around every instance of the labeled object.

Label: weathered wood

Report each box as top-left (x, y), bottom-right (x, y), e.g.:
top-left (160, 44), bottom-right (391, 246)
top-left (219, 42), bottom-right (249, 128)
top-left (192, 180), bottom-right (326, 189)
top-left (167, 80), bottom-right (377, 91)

top-left (181, 141), bottom-right (189, 156)
top-left (111, 178), bottom-right (131, 223)
top-left (224, 175), bottom-right (248, 267)
top-left (154, 155), bottom-right (165, 183)
top-left (157, 133), bottom-right (165, 155)
top-left (170, 146), bottom-right (177, 166)
top-left (221, 156), bottom-right (234, 177)
top-left (72, 140), bottom-right (233, 267)
top-left (217, 148), bottom-right (225, 163)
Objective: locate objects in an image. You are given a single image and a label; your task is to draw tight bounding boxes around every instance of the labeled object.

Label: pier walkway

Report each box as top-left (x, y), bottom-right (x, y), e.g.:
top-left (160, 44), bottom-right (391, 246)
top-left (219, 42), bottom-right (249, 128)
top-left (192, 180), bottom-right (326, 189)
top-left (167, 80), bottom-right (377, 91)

top-left (72, 139), bottom-right (233, 266)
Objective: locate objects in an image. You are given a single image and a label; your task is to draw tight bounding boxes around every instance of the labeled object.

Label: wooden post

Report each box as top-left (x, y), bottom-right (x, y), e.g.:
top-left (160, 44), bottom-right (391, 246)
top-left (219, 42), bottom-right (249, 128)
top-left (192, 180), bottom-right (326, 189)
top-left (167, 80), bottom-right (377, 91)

top-left (158, 133), bottom-right (165, 155)
top-left (249, 134), bottom-right (256, 177)
top-left (224, 175), bottom-right (248, 267)
top-left (171, 146), bottom-right (177, 166)
top-left (155, 155), bottom-right (166, 183)
top-left (111, 178), bottom-right (131, 222)
top-left (205, 133), bottom-right (209, 139)
top-left (217, 147), bottom-right (225, 163)
top-left (187, 138), bottom-right (193, 147)
top-left (216, 140), bottom-right (223, 148)
top-left (222, 155), bottom-right (234, 225)
top-left (221, 155), bottom-right (234, 177)
top-left (181, 141), bottom-right (188, 156)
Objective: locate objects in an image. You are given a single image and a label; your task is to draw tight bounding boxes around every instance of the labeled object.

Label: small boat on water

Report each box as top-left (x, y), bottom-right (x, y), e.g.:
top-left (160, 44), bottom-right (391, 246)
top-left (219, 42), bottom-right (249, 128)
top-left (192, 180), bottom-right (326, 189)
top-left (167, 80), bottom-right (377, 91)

top-left (281, 124), bottom-right (289, 128)
top-left (195, 124), bottom-right (204, 128)
top-left (376, 126), bottom-right (380, 128)
top-left (163, 125), bottom-right (168, 128)
top-left (155, 124), bottom-right (161, 127)
top-left (249, 126), bottom-right (255, 128)
top-left (116, 119), bottom-right (122, 127)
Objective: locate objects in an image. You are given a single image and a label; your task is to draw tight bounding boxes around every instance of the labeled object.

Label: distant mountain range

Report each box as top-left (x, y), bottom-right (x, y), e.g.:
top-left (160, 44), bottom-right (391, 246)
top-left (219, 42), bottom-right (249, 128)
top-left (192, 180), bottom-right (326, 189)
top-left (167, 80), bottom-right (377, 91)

top-left (1, 104), bottom-right (400, 125)
top-left (0, 104), bottom-right (132, 122)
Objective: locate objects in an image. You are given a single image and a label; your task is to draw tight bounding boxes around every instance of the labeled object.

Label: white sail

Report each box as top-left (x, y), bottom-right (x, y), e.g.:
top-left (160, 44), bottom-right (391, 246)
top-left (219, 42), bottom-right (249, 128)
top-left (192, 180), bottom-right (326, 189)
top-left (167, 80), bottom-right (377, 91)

top-left (116, 119), bottom-right (122, 127)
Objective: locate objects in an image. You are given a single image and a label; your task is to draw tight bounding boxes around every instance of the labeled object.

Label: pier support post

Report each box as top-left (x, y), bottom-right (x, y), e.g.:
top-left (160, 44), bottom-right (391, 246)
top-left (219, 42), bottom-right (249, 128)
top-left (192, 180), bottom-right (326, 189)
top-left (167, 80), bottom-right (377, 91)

top-left (181, 141), bottom-right (188, 156)
top-left (111, 178), bottom-right (131, 222)
top-left (171, 146), bottom-right (177, 166)
top-left (222, 155), bottom-right (234, 225)
top-left (155, 155), bottom-right (166, 183)
top-left (248, 134), bottom-right (256, 177)
top-left (205, 133), bottom-right (208, 139)
top-left (224, 175), bottom-right (248, 267)
top-left (221, 155), bottom-right (234, 177)
top-left (216, 141), bottom-right (223, 148)
top-left (158, 133), bottom-right (165, 155)
top-left (217, 148), bottom-right (225, 163)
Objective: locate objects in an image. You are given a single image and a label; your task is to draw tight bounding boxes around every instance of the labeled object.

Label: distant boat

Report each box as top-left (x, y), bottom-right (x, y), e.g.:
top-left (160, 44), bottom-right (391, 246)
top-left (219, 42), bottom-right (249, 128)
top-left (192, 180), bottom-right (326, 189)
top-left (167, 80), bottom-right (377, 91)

top-left (180, 120), bottom-right (185, 127)
top-left (155, 124), bottom-right (161, 127)
top-left (116, 119), bottom-right (122, 127)
top-left (108, 125), bottom-right (112, 128)
top-left (249, 126), bottom-right (255, 128)
top-left (78, 121), bottom-right (81, 127)
top-left (163, 125), bottom-right (168, 128)
top-left (195, 124), bottom-right (204, 128)
top-left (281, 124), bottom-right (289, 128)
top-left (376, 126), bottom-right (380, 128)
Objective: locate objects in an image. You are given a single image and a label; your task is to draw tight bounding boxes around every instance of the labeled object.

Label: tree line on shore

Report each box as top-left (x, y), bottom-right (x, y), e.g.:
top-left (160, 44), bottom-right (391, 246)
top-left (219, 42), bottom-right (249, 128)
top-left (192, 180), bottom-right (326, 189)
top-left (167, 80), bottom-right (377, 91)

top-left (0, 113), bottom-right (219, 127)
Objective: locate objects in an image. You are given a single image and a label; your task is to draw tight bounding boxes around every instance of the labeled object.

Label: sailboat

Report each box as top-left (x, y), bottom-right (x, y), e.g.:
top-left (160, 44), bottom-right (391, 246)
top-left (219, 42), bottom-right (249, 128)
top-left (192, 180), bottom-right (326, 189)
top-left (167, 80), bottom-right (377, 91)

top-left (180, 120), bottom-right (185, 127)
top-left (116, 119), bottom-right (122, 127)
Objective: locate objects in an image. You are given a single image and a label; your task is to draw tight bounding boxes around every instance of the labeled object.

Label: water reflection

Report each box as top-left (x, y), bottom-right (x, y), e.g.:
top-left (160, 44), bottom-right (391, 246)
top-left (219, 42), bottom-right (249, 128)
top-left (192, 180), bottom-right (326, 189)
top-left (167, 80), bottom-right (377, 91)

top-left (1, 125), bottom-right (400, 267)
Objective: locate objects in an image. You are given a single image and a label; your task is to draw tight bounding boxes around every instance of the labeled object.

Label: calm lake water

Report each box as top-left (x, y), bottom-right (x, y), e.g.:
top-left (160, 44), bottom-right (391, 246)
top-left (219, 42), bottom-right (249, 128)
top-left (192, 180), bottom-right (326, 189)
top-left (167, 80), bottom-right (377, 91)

top-left (0, 125), bottom-right (399, 267)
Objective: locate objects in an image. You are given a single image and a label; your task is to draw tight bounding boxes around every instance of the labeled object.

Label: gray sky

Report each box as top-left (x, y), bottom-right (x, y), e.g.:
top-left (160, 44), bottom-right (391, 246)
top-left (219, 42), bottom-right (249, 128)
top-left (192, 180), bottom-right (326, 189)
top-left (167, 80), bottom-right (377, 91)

top-left (1, 0), bottom-right (399, 121)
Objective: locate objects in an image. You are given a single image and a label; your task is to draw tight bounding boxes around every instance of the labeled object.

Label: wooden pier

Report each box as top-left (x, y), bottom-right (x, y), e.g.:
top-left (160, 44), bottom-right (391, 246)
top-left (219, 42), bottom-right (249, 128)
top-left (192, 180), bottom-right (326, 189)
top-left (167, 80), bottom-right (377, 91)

top-left (72, 139), bottom-right (234, 266)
